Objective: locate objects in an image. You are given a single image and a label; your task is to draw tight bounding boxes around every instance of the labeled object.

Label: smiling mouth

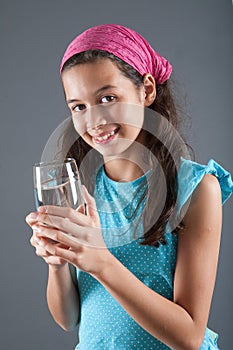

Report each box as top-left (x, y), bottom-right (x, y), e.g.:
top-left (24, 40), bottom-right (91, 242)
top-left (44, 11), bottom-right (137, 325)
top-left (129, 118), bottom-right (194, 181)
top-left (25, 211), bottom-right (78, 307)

top-left (93, 128), bottom-right (119, 144)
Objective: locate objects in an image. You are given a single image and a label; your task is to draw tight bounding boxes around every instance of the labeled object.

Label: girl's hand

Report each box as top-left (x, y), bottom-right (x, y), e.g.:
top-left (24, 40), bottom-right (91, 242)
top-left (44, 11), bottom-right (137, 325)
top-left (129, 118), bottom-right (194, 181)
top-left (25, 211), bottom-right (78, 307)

top-left (25, 212), bottom-right (68, 266)
top-left (28, 186), bottom-right (111, 275)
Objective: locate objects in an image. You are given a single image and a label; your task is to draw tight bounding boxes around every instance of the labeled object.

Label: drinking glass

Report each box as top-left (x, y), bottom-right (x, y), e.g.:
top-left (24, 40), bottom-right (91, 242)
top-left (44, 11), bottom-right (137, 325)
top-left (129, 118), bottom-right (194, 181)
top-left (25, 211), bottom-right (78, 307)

top-left (33, 158), bottom-right (84, 210)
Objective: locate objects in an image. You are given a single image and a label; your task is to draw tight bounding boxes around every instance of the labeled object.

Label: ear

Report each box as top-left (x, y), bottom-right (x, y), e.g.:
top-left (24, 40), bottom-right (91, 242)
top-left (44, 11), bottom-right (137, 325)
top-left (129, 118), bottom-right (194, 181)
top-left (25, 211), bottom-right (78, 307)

top-left (143, 74), bottom-right (156, 107)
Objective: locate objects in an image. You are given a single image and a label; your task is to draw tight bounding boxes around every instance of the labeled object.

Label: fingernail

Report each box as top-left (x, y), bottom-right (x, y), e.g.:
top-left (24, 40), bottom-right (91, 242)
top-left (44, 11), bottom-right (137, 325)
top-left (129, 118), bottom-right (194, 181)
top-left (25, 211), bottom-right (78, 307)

top-left (32, 225), bottom-right (41, 232)
top-left (38, 206), bottom-right (47, 213)
top-left (29, 213), bottom-right (38, 219)
top-left (38, 240), bottom-right (44, 246)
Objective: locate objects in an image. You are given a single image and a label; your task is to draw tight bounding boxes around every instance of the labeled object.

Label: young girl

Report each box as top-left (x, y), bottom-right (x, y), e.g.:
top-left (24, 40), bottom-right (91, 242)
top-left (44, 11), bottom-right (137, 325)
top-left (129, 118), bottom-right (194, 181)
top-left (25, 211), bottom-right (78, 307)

top-left (26, 24), bottom-right (233, 349)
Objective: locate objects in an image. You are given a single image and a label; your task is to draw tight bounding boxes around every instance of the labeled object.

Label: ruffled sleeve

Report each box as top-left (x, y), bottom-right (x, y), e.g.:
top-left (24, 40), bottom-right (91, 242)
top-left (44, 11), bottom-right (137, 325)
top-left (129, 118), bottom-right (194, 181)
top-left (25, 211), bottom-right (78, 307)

top-left (176, 156), bottom-right (233, 217)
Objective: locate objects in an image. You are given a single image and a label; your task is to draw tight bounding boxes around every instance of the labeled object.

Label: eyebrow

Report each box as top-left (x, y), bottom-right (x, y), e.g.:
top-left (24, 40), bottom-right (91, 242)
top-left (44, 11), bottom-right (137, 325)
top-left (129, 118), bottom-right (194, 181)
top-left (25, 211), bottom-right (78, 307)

top-left (66, 85), bottom-right (118, 104)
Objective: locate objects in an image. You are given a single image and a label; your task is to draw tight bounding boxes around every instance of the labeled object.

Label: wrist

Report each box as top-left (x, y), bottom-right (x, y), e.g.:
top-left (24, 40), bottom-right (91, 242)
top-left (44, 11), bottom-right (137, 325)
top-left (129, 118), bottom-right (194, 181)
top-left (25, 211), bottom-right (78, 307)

top-left (48, 262), bottom-right (68, 273)
top-left (92, 250), bottom-right (119, 282)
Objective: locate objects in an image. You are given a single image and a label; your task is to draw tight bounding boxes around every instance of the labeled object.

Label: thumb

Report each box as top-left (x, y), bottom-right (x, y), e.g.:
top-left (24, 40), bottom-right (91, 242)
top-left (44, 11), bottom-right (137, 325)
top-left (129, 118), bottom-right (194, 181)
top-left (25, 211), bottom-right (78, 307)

top-left (82, 185), bottom-right (98, 219)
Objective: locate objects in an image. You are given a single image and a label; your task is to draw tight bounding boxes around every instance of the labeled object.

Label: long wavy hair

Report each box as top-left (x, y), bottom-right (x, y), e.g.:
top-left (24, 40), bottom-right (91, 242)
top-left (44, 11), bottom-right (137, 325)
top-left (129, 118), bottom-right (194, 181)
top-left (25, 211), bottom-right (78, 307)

top-left (61, 50), bottom-right (195, 247)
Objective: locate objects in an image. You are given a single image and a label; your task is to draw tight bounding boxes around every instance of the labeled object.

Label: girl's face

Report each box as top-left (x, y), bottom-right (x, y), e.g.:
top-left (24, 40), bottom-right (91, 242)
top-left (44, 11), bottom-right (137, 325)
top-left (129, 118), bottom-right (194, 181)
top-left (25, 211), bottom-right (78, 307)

top-left (62, 59), bottom-right (152, 159)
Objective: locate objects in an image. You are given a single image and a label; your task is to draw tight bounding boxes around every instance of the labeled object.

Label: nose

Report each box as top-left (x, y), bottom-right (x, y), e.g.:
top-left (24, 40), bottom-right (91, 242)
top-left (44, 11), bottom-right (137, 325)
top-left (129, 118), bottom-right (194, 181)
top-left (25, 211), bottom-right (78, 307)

top-left (86, 105), bottom-right (107, 131)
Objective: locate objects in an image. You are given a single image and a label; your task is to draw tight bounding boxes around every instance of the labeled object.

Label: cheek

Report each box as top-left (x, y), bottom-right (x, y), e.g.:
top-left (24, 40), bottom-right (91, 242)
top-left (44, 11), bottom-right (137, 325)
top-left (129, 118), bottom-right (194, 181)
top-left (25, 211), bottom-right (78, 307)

top-left (79, 132), bottom-right (93, 148)
top-left (120, 125), bottom-right (142, 142)
top-left (120, 104), bottom-right (144, 136)
top-left (72, 114), bottom-right (87, 136)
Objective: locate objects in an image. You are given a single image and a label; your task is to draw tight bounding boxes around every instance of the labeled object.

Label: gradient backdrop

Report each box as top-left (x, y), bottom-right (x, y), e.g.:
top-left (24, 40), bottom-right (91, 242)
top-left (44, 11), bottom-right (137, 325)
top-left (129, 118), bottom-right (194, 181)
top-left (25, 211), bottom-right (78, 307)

top-left (0, 0), bottom-right (232, 349)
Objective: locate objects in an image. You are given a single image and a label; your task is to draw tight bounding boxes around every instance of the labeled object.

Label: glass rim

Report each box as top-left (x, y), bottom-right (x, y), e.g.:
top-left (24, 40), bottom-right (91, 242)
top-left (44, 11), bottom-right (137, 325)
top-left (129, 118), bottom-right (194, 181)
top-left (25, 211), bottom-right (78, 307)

top-left (33, 158), bottom-right (76, 168)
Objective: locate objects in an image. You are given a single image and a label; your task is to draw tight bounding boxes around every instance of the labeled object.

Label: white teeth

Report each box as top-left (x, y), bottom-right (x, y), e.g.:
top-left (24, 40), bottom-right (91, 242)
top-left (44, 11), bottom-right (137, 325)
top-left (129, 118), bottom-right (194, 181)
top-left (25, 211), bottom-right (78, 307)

top-left (96, 130), bottom-right (116, 141)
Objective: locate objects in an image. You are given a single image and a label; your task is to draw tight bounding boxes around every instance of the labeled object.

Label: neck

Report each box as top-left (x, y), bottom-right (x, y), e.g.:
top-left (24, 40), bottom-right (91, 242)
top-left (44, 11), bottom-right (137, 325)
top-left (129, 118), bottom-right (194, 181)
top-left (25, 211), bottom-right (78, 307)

top-left (102, 136), bottom-right (152, 182)
top-left (103, 147), bottom-right (151, 182)
top-left (104, 159), bottom-right (144, 182)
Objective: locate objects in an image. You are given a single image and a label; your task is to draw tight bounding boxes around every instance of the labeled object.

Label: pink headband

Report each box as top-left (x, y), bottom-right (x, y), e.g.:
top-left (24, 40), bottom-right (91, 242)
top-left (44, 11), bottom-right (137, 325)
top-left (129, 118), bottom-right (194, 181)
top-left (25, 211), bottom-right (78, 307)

top-left (60, 24), bottom-right (172, 85)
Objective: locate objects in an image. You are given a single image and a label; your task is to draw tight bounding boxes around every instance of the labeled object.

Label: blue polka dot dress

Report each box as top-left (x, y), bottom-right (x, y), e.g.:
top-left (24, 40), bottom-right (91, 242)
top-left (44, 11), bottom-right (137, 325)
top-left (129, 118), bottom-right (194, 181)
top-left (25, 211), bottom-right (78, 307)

top-left (75, 157), bottom-right (233, 349)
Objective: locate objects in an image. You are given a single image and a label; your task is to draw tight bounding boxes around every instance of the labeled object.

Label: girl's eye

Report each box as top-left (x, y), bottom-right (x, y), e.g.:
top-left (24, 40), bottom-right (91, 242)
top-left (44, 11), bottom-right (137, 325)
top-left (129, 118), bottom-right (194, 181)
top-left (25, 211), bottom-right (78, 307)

top-left (100, 96), bottom-right (115, 103)
top-left (72, 104), bottom-right (86, 112)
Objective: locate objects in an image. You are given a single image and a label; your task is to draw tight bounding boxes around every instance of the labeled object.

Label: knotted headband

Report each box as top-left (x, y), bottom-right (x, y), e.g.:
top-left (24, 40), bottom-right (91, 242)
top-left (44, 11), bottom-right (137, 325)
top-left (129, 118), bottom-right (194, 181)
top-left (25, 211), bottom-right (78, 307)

top-left (60, 24), bottom-right (172, 85)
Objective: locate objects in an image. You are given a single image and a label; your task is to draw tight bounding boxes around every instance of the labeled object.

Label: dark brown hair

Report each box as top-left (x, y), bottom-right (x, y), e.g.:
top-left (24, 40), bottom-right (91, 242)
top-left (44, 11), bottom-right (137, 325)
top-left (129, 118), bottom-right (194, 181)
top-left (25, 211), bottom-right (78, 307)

top-left (61, 50), bottom-right (195, 246)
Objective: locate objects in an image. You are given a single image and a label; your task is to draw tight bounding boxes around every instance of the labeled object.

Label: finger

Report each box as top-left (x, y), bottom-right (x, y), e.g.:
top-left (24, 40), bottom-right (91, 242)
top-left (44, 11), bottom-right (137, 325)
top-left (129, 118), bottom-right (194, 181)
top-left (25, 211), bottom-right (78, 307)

top-left (32, 223), bottom-right (87, 247)
top-left (76, 203), bottom-right (86, 215)
top-left (25, 212), bottom-right (39, 226)
top-left (82, 185), bottom-right (99, 219)
top-left (35, 246), bottom-right (67, 265)
top-left (29, 232), bottom-right (68, 264)
top-left (35, 245), bottom-right (50, 258)
top-left (30, 233), bottom-right (42, 247)
top-left (38, 206), bottom-right (88, 226)
top-left (35, 210), bottom-right (85, 233)
top-left (30, 234), bottom-right (49, 251)
top-left (44, 243), bottom-right (78, 265)
top-left (36, 210), bottom-right (90, 233)
top-left (34, 222), bottom-right (105, 249)
top-left (30, 235), bottom-right (51, 257)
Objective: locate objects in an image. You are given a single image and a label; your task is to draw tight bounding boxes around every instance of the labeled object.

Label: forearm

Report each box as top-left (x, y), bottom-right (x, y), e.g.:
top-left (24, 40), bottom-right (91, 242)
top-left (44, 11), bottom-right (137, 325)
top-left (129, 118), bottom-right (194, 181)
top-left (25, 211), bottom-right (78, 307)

top-left (93, 255), bottom-right (204, 350)
top-left (47, 263), bottom-right (80, 331)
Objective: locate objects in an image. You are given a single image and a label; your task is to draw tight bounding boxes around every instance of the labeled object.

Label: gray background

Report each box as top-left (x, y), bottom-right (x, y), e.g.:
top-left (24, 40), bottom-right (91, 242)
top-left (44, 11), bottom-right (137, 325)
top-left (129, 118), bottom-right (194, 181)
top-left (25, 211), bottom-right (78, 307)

top-left (1, 0), bottom-right (232, 349)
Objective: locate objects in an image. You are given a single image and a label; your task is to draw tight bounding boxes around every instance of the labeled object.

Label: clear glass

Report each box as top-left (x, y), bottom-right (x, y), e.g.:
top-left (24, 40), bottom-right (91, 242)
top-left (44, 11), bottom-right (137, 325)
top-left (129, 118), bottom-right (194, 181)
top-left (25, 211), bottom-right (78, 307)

top-left (33, 158), bottom-right (84, 210)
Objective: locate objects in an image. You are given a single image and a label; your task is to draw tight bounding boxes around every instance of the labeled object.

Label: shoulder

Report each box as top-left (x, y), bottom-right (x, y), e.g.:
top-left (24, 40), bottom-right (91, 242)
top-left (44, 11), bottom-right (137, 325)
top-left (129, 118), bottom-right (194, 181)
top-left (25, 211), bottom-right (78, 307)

top-left (191, 173), bottom-right (221, 206)
top-left (180, 173), bottom-right (222, 240)
top-left (197, 173), bottom-right (221, 190)
top-left (179, 172), bottom-right (222, 224)
top-left (192, 173), bottom-right (221, 203)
